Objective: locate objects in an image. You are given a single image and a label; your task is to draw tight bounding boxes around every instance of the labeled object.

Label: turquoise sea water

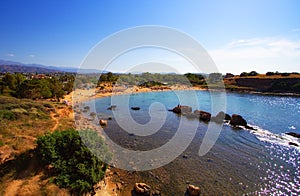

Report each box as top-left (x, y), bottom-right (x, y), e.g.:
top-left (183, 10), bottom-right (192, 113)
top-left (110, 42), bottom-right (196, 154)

top-left (90, 90), bottom-right (300, 194)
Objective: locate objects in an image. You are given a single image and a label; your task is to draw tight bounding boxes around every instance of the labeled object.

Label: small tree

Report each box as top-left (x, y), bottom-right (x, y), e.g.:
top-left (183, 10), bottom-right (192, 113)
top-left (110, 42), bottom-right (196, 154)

top-left (36, 129), bottom-right (110, 194)
top-left (240, 72), bottom-right (248, 77)
top-left (266, 72), bottom-right (275, 76)
top-left (249, 71), bottom-right (258, 76)
top-left (208, 73), bottom-right (223, 83)
top-left (48, 78), bottom-right (65, 101)
top-left (16, 79), bottom-right (52, 99)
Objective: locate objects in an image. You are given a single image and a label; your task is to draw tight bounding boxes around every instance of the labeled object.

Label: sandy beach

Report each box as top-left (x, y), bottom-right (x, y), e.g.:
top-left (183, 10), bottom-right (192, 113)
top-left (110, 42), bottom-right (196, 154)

top-left (64, 84), bottom-right (206, 104)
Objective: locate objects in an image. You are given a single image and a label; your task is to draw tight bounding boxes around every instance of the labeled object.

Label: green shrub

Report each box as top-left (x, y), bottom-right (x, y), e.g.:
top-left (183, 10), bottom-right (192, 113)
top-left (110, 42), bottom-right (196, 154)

top-left (36, 129), bottom-right (110, 194)
top-left (0, 110), bottom-right (16, 120)
top-left (266, 72), bottom-right (275, 76)
top-left (281, 72), bottom-right (290, 76)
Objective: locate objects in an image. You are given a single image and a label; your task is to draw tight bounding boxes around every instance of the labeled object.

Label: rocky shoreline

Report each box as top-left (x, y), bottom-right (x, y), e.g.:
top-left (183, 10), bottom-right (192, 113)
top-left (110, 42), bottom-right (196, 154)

top-left (68, 86), bottom-right (300, 195)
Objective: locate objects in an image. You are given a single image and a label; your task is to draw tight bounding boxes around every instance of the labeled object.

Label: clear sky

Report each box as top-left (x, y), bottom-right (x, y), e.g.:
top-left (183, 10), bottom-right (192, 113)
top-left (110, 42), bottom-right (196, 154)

top-left (1, 0), bottom-right (300, 74)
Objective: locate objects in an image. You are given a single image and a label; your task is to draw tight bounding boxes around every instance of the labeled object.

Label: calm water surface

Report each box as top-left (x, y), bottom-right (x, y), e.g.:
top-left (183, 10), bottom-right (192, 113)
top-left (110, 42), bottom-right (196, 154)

top-left (88, 91), bottom-right (300, 195)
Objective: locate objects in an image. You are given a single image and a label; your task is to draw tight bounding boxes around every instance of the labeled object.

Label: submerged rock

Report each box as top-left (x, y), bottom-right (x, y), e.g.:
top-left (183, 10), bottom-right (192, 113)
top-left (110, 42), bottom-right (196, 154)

top-left (286, 132), bottom-right (300, 138)
top-left (186, 184), bottom-right (200, 196)
top-left (131, 107), bottom-right (141, 110)
top-left (134, 182), bottom-right (151, 195)
top-left (107, 105), bottom-right (117, 110)
top-left (245, 125), bottom-right (256, 130)
top-left (230, 114), bottom-right (247, 126)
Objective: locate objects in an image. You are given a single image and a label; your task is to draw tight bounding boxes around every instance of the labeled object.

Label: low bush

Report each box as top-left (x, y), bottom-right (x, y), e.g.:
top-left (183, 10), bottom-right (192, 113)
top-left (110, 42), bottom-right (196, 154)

top-left (0, 110), bottom-right (16, 120)
top-left (36, 129), bottom-right (110, 194)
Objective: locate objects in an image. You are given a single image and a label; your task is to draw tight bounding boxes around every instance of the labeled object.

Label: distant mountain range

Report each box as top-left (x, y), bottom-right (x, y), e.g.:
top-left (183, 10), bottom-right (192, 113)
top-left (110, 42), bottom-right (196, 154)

top-left (0, 59), bottom-right (104, 74)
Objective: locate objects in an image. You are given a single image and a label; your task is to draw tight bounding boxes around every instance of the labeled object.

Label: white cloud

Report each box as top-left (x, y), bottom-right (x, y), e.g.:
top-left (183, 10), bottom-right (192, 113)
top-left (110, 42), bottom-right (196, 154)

top-left (28, 54), bottom-right (35, 58)
top-left (6, 53), bottom-right (15, 57)
top-left (209, 37), bottom-right (300, 74)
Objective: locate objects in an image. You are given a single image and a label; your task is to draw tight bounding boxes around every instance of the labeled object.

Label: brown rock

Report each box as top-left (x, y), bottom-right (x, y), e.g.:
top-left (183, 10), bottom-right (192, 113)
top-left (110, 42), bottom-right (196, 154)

top-left (187, 184), bottom-right (200, 196)
top-left (134, 182), bottom-right (151, 195)
top-left (194, 110), bottom-right (211, 122)
top-left (171, 105), bottom-right (192, 114)
top-left (99, 119), bottom-right (108, 126)
top-left (216, 111), bottom-right (231, 121)
top-left (211, 111), bottom-right (231, 123)
top-left (230, 114), bottom-right (247, 126)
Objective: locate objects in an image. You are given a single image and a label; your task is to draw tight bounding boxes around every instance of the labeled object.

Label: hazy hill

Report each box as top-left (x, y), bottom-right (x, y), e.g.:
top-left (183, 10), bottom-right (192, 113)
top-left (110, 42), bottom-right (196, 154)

top-left (0, 59), bottom-right (103, 73)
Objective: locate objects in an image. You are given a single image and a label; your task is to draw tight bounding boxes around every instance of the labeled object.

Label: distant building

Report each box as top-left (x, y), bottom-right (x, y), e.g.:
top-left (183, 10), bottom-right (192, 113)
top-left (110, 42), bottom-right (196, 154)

top-left (31, 74), bottom-right (46, 79)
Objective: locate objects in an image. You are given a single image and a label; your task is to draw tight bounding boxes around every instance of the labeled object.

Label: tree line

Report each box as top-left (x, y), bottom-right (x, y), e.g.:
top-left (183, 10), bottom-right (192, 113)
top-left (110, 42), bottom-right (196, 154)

top-left (0, 73), bottom-right (74, 101)
top-left (96, 72), bottom-right (224, 87)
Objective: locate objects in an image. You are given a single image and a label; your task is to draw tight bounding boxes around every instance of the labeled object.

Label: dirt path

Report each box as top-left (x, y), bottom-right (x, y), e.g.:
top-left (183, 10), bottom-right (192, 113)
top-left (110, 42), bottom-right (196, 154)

top-left (50, 106), bottom-right (72, 132)
top-left (50, 112), bottom-right (59, 132)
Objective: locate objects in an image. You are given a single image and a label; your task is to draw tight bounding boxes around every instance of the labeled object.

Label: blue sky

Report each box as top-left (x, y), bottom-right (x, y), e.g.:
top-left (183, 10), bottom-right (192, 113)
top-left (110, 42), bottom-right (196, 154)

top-left (1, 0), bottom-right (300, 74)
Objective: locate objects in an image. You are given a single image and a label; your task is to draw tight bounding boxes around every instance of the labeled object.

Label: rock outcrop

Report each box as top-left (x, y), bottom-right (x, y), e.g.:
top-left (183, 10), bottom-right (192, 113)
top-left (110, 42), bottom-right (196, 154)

top-left (170, 105), bottom-right (192, 114)
top-left (211, 111), bottom-right (231, 123)
top-left (134, 182), bottom-right (151, 195)
top-left (99, 119), bottom-right (108, 126)
top-left (194, 110), bottom-right (211, 122)
top-left (186, 184), bottom-right (200, 196)
top-left (230, 114), bottom-right (247, 126)
top-left (107, 105), bottom-right (117, 110)
top-left (286, 132), bottom-right (300, 138)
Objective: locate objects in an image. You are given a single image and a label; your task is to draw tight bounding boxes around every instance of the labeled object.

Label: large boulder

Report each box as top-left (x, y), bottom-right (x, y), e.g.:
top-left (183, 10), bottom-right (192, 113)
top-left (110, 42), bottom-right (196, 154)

top-left (134, 182), bottom-right (151, 195)
top-left (230, 114), bottom-right (247, 126)
top-left (99, 119), bottom-right (108, 126)
top-left (194, 110), bottom-right (211, 122)
top-left (171, 105), bottom-right (192, 114)
top-left (286, 132), bottom-right (300, 138)
top-left (211, 111), bottom-right (231, 123)
top-left (186, 184), bottom-right (200, 196)
top-left (216, 111), bottom-right (231, 121)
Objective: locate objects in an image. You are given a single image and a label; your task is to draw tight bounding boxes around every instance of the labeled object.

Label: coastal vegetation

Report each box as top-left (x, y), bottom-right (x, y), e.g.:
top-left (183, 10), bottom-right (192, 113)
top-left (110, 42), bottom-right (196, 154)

top-left (1, 71), bottom-right (299, 99)
top-left (36, 129), bottom-right (109, 194)
top-left (0, 70), bottom-right (299, 194)
top-left (0, 73), bottom-right (74, 101)
top-left (0, 94), bottom-right (110, 195)
top-left (0, 95), bottom-right (75, 195)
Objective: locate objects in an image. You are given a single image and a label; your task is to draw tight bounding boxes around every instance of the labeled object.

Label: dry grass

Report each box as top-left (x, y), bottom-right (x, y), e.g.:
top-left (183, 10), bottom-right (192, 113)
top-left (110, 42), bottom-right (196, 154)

top-left (0, 96), bottom-right (75, 195)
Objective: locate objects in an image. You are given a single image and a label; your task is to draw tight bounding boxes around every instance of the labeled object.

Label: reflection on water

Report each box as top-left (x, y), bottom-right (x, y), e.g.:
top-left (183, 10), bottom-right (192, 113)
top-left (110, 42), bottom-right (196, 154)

top-left (258, 144), bottom-right (300, 195)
